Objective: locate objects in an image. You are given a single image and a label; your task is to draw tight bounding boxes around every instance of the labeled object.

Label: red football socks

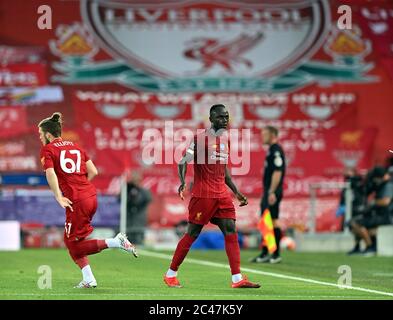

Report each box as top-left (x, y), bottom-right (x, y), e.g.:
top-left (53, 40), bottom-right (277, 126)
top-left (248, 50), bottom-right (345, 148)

top-left (170, 233), bottom-right (196, 271)
top-left (224, 233), bottom-right (241, 275)
top-left (75, 256), bottom-right (89, 269)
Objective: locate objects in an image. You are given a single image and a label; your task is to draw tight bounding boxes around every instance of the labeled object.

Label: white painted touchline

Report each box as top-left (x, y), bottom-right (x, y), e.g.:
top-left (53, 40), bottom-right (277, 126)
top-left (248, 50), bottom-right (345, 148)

top-left (140, 250), bottom-right (393, 298)
top-left (0, 293), bottom-right (383, 299)
top-left (373, 273), bottom-right (393, 277)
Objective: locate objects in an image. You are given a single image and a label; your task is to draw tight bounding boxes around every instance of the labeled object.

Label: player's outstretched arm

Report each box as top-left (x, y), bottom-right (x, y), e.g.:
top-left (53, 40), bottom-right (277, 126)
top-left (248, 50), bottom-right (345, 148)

top-left (177, 160), bottom-right (188, 200)
top-left (177, 142), bottom-right (194, 200)
top-left (225, 166), bottom-right (248, 206)
top-left (45, 168), bottom-right (73, 211)
top-left (86, 160), bottom-right (98, 181)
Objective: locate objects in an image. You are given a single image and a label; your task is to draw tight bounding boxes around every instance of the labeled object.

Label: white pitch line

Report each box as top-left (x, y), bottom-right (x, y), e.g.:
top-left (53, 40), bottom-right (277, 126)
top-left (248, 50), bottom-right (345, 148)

top-left (0, 293), bottom-right (381, 299)
top-left (140, 250), bottom-right (393, 298)
top-left (373, 273), bottom-right (393, 277)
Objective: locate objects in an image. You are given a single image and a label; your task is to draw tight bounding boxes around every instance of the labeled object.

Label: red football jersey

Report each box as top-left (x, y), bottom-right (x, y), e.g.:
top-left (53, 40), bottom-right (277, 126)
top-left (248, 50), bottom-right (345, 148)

top-left (40, 138), bottom-right (96, 203)
top-left (191, 129), bottom-right (230, 198)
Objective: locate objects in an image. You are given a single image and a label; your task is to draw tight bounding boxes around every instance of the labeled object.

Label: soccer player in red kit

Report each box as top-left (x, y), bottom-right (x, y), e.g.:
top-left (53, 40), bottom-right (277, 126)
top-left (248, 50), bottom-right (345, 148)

top-left (164, 104), bottom-right (260, 288)
top-left (38, 112), bottom-right (138, 288)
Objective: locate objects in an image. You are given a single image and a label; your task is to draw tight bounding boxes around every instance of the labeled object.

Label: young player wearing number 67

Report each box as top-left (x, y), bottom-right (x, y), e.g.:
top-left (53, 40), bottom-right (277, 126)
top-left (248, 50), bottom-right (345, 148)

top-left (38, 112), bottom-right (138, 288)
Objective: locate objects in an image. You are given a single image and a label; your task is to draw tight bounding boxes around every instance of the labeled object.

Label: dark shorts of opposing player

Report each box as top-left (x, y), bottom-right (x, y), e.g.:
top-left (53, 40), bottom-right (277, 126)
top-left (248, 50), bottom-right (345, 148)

top-left (261, 193), bottom-right (282, 220)
top-left (188, 196), bottom-right (236, 225)
top-left (351, 209), bottom-right (393, 229)
top-left (64, 195), bottom-right (97, 243)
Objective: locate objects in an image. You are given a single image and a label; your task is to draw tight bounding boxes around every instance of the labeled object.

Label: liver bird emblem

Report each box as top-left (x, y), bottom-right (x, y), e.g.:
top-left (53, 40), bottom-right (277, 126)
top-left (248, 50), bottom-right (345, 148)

top-left (183, 32), bottom-right (264, 74)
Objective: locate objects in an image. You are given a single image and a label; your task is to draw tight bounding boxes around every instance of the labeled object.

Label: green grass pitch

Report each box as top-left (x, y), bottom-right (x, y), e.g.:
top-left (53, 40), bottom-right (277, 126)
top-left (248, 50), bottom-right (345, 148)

top-left (0, 248), bottom-right (392, 300)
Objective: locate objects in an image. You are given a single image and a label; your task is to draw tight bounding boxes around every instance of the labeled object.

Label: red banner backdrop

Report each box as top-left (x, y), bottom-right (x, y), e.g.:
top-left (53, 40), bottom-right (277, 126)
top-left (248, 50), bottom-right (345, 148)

top-left (70, 89), bottom-right (374, 232)
top-left (72, 90), bottom-right (375, 185)
top-left (356, 3), bottom-right (393, 59)
top-left (1, 0), bottom-right (393, 232)
top-left (0, 131), bottom-right (40, 171)
top-left (0, 63), bottom-right (47, 87)
top-left (0, 107), bottom-right (30, 138)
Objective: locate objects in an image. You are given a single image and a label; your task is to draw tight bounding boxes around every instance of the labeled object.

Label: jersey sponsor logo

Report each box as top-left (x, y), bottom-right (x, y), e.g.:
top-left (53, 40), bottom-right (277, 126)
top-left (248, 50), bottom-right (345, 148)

top-left (211, 151), bottom-right (229, 161)
top-left (210, 141), bottom-right (229, 162)
top-left (48, 1), bottom-right (374, 92)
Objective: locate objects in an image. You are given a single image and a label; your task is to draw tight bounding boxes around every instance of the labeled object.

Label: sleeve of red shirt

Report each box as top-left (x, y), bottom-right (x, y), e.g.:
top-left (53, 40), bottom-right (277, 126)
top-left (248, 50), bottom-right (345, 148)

top-left (40, 146), bottom-right (54, 171)
top-left (84, 149), bottom-right (90, 162)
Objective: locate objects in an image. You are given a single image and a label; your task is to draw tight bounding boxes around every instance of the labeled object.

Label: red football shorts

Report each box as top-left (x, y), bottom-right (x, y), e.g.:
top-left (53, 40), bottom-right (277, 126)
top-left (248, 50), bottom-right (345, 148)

top-left (188, 196), bottom-right (236, 225)
top-left (64, 195), bottom-right (97, 242)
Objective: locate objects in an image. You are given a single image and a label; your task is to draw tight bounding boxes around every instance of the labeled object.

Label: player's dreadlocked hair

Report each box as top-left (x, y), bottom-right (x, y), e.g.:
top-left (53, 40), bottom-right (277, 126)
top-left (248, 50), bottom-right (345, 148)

top-left (210, 104), bottom-right (226, 115)
top-left (38, 112), bottom-right (63, 137)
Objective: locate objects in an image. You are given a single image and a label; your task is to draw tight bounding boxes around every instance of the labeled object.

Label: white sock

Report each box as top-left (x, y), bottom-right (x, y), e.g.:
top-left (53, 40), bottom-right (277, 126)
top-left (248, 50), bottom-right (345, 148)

top-left (81, 265), bottom-right (96, 283)
top-left (166, 269), bottom-right (177, 278)
top-left (232, 273), bottom-right (243, 283)
top-left (105, 238), bottom-right (120, 248)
